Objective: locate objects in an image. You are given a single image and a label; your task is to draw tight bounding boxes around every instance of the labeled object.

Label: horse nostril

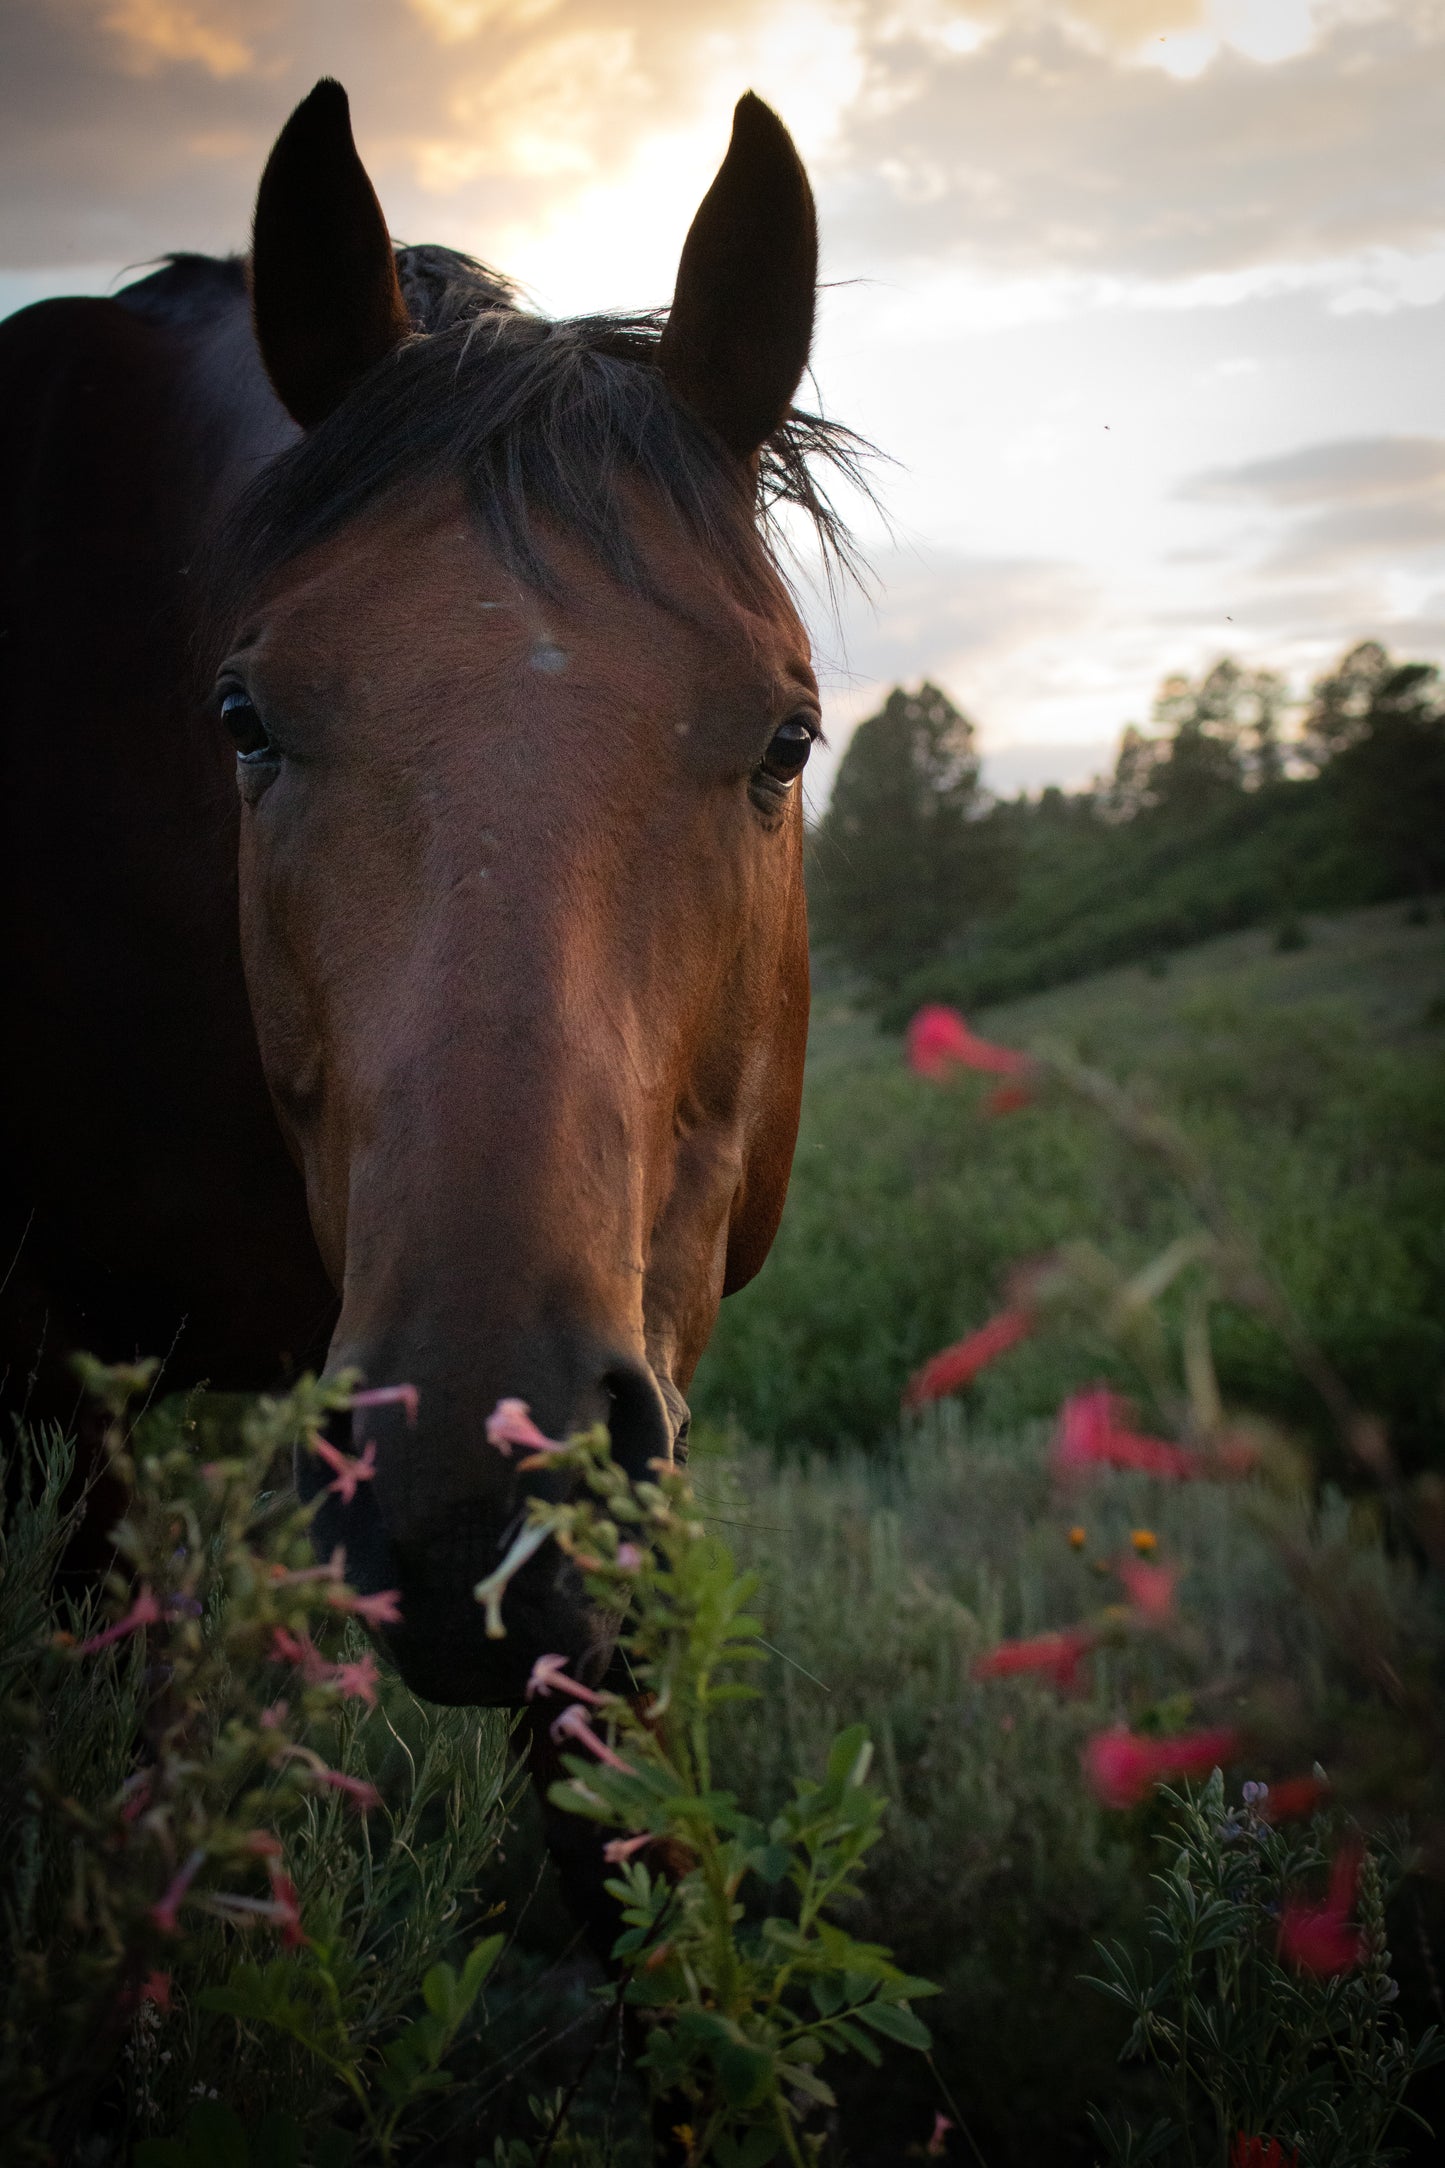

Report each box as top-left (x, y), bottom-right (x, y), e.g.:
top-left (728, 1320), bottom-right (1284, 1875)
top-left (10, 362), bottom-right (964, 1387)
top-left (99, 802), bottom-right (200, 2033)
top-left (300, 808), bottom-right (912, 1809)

top-left (601, 1361), bottom-right (677, 1478)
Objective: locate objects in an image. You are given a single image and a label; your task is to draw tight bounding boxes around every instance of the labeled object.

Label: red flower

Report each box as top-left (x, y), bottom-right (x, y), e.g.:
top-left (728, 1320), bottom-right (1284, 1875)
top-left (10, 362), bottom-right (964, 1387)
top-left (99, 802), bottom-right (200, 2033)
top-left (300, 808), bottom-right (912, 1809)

top-left (269, 1626), bottom-right (330, 1684)
top-left (308, 1434), bottom-right (378, 1506)
top-left (266, 1860), bottom-right (308, 1948)
top-left (78, 1584), bottom-right (164, 1655)
top-left (485, 1397), bottom-right (566, 1457)
top-left (1116, 1558), bottom-right (1179, 1624)
top-left (907, 1004), bottom-right (1031, 1080)
top-left (330, 1653), bottom-right (382, 1707)
top-left (903, 1308), bottom-right (1034, 1409)
top-left (1262, 1775), bottom-right (1330, 1823)
top-left (550, 1702), bottom-right (635, 1774)
top-left (1053, 1388), bottom-right (1201, 1481)
top-left (1231, 2140), bottom-right (1299, 2168)
top-left (331, 1586), bottom-right (403, 1628)
top-left (1279, 1842), bottom-right (1363, 1975)
top-left (1083, 1724), bottom-right (1240, 1809)
top-left (527, 1651), bottom-right (608, 1706)
top-left (972, 1627), bottom-right (1097, 1691)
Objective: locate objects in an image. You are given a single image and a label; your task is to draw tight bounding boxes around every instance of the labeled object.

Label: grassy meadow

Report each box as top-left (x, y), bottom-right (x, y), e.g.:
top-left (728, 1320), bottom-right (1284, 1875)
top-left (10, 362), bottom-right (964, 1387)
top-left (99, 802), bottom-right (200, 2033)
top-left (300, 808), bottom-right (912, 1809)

top-left (692, 902), bottom-right (1445, 1471)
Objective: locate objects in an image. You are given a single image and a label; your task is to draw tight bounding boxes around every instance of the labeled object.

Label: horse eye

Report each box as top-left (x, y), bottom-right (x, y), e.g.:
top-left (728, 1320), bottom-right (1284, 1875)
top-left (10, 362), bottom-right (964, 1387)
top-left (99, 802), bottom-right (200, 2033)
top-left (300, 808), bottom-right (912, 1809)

top-left (220, 688), bottom-right (275, 762)
top-left (760, 718), bottom-right (816, 784)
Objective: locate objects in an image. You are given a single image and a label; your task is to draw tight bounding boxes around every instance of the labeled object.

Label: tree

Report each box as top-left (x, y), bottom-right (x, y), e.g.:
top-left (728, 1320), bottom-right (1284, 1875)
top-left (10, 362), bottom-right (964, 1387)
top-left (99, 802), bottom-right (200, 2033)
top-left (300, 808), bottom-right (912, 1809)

top-left (1103, 659), bottom-right (1289, 822)
top-left (1307, 642), bottom-right (1445, 898)
top-left (808, 683), bottom-right (1013, 991)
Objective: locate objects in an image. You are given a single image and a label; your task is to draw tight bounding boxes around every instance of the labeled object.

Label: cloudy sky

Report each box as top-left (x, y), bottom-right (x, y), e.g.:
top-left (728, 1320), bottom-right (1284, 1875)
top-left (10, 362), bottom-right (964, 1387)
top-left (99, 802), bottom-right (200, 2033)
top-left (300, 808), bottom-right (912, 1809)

top-left (5, 0), bottom-right (1443, 798)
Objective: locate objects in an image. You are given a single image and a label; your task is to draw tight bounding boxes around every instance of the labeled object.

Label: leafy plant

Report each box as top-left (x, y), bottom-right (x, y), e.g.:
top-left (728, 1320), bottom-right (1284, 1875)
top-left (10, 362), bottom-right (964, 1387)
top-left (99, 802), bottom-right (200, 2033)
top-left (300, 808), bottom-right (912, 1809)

top-left (1085, 1775), bottom-right (1444, 2168)
top-left (477, 1407), bottom-right (939, 2165)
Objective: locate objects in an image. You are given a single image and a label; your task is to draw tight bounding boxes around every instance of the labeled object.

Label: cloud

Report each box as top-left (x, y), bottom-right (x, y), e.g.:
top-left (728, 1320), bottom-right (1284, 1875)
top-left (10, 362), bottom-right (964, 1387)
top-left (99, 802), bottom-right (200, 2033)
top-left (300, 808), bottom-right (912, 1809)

top-left (1179, 433), bottom-right (1445, 572)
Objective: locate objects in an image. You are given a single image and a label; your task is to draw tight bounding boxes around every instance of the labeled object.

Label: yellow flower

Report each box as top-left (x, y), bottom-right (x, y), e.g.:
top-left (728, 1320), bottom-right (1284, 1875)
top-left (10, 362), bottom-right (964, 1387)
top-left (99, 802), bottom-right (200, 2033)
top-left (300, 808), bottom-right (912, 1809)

top-left (1067, 1525), bottom-right (1087, 1550)
top-left (1130, 1528), bottom-right (1158, 1554)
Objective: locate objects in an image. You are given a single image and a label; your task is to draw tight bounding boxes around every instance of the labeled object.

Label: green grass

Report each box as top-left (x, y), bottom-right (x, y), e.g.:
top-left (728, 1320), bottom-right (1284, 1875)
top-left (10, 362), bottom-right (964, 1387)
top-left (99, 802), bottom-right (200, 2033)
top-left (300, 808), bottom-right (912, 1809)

top-left (691, 906), bottom-right (1445, 1462)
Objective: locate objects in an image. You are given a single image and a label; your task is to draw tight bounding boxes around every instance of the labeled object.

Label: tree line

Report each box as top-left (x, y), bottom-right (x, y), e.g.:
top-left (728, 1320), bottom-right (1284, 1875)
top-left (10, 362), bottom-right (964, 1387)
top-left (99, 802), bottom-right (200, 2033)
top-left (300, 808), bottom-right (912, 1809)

top-left (807, 641), bottom-right (1445, 1019)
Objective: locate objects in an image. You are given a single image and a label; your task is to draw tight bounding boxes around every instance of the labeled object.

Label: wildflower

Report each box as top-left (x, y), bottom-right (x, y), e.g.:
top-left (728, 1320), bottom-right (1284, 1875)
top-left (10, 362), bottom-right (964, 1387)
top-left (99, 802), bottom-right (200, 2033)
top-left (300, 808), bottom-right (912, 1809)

top-left (1053, 1388), bottom-right (1201, 1481)
top-left (550, 1701), bottom-right (635, 1774)
top-left (151, 1847), bottom-right (206, 1935)
top-left (602, 1832), bottom-right (653, 1865)
top-left (329, 1585), bottom-right (403, 1628)
top-left (1279, 1842), bottom-right (1363, 1975)
top-left (314, 1770), bottom-right (382, 1811)
top-left (269, 1626), bottom-right (329, 1684)
top-left (485, 1397), bottom-right (570, 1461)
top-left (1067, 1526), bottom-right (1087, 1550)
top-left (266, 1860), bottom-right (308, 1948)
top-left (983, 1081), bottom-right (1033, 1116)
top-left (350, 1382), bottom-right (419, 1426)
top-left (1117, 1558), bottom-right (1178, 1624)
top-left (1130, 1528), bottom-right (1158, 1554)
top-left (258, 1700), bottom-right (290, 1729)
top-left (906, 1004), bottom-right (1031, 1080)
top-left (309, 1435), bottom-right (377, 1506)
top-left (1083, 1724), bottom-right (1240, 1809)
top-left (903, 1307), bottom-right (1034, 1409)
top-left (139, 1971), bottom-right (171, 2012)
top-left (1231, 2141), bottom-right (1299, 2168)
top-left (330, 1653), bottom-right (382, 1707)
top-left (1262, 1774), bottom-right (1330, 1823)
top-left (972, 1626), bottom-right (1097, 1692)
top-left (527, 1651), bottom-right (608, 1706)
top-left (926, 2114), bottom-right (955, 2158)
top-left (77, 1584), bottom-right (164, 1655)
top-left (615, 1542), bottom-right (644, 1570)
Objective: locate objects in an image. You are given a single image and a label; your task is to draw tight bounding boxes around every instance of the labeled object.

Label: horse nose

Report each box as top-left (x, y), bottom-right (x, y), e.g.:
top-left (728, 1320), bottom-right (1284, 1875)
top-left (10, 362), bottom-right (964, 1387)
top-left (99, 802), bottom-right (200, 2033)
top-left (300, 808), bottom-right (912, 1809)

top-left (601, 1357), bottom-right (683, 1477)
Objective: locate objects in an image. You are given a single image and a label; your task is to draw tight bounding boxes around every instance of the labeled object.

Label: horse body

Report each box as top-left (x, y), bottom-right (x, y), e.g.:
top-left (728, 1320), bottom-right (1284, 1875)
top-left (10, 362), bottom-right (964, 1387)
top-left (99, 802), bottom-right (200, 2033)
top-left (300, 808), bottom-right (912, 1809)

top-left (1, 82), bottom-right (843, 1705)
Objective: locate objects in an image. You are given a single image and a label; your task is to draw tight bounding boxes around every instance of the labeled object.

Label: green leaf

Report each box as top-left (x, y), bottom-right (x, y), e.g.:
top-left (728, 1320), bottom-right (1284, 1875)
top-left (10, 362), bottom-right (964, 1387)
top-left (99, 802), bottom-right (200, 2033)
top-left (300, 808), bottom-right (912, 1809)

top-left (459, 1934), bottom-right (504, 2006)
top-left (714, 2040), bottom-right (775, 2109)
top-left (714, 2127), bottom-right (782, 2168)
top-left (182, 2101), bottom-right (251, 2168)
top-left (421, 1962), bottom-right (458, 2024)
top-left (856, 2000), bottom-right (933, 2051)
top-left (778, 2062), bottom-right (837, 2108)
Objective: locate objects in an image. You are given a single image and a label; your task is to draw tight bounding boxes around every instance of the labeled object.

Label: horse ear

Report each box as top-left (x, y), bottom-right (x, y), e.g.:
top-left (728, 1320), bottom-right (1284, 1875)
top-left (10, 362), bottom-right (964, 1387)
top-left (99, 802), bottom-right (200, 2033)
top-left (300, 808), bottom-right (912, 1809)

top-left (658, 93), bottom-right (817, 460)
top-left (251, 79), bottom-right (411, 430)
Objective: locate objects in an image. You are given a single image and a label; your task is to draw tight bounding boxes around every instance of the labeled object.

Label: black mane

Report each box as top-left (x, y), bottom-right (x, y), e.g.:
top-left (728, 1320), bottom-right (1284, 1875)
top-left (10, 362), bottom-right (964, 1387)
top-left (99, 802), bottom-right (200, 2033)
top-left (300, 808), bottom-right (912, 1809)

top-left (204, 243), bottom-right (868, 632)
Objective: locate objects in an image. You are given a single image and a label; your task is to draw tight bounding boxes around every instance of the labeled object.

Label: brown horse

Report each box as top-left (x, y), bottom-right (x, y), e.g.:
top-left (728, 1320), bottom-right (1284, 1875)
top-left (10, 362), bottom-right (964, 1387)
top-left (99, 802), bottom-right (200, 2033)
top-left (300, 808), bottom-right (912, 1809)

top-left (0, 82), bottom-right (859, 1706)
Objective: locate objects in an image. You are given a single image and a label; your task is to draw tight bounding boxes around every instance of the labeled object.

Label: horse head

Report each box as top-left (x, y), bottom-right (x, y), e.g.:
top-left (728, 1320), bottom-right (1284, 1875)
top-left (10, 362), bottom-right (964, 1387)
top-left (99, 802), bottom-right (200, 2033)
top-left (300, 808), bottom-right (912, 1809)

top-left (214, 80), bottom-right (850, 1703)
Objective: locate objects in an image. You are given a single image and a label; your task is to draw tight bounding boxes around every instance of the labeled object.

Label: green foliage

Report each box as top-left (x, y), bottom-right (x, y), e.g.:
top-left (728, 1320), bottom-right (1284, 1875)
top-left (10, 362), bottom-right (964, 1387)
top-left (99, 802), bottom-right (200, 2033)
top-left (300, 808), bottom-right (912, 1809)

top-left (808, 682), bottom-right (1014, 991)
top-left (1, 1369), bottom-right (520, 2162)
top-left (1086, 1777), bottom-right (1445, 2167)
top-left (696, 922), bottom-right (1445, 1465)
top-left (479, 1422), bottom-right (939, 2166)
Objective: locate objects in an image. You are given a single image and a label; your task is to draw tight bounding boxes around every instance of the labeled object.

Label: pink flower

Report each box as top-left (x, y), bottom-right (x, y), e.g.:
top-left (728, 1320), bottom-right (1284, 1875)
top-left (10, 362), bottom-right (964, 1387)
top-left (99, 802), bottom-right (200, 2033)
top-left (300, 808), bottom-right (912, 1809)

top-left (314, 1770), bottom-right (382, 1812)
top-left (615, 1543), bottom-right (644, 1571)
top-left (1279, 1843), bottom-right (1363, 1975)
top-left (485, 1397), bottom-right (565, 1456)
top-left (330, 1653), bottom-right (382, 1707)
top-left (1117, 1558), bottom-right (1179, 1624)
top-left (330, 1586), bottom-right (403, 1628)
top-left (241, 1830), bottom-right (284, 1859)
top-left (602, 1832), bottom-right (653, 1865)
top-left (269, 1626), bottom-right (329, 1684)
top-left (550, 1702), bottom-right (635, 1774)
top-left (1053, 1388), bottom-right (1201, 1481)
top-left (983, 1081), bottom-right (1034, 1116)
top-left (151, 1847), bottom-right (206, 1935)
top-left (309, 1435), bottom-right (378, 1506)
top-left (907, 1004), bottom-right (1031, 1080)
top-left (77, 1584), bottom-right (164, 1655)
top-left (1083, 1725), bottom-right (1240, 1809)
top-left (972, 1627), bottom-right (1097, 1692)
top-left (926, 2114), bottom-right (955, 2159)
top-left (527, 1651), bottom-right (608, 1705)
top-left (266, 1860), bottom-right (308, 1948)
top-left (258, 1700), bottom-right (290, 1730)
top-left (350, 1383), bottom-right (419, 1427)
top-left (1262, 1775), bottom-right (1330, 1823)
top-left (903, 1308), bottom-right (1034, 1409)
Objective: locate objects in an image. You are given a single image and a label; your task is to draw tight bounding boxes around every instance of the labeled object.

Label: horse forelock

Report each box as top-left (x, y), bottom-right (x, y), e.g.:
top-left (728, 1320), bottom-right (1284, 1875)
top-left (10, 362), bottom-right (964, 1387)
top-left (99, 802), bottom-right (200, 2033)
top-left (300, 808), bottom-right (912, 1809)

top-left (204, 240), bottom-right (870, 649)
